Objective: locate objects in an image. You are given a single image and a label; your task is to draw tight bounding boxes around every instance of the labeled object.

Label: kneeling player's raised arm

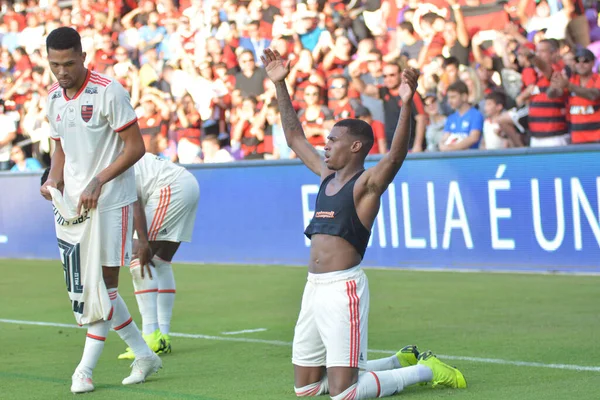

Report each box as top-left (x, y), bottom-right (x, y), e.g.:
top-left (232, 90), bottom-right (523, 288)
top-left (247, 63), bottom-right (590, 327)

top-left (261, 49), bottom-right (324, 177)
top-left (363, 68), bottom-right (419, 195)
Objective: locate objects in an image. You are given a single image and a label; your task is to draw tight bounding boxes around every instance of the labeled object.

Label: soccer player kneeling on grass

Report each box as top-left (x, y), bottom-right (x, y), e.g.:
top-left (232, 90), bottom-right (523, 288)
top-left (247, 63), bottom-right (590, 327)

top-left (262, 48), bottom-right (467, 399)
top-left (117, 153), bottom-right (200, 360)
top-left (39, 27), bottom-right (162, 394)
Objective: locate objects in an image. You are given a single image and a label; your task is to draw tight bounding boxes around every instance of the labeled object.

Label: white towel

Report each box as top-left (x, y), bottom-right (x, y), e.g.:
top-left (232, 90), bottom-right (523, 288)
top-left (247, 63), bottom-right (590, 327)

top-left (49, 187), bottom-right (112, 325)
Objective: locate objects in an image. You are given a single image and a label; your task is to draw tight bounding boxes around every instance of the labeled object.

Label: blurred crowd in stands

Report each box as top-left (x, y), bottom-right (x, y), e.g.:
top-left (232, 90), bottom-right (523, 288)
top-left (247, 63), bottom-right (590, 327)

top-left (1, 0), bottom-right (600, 171)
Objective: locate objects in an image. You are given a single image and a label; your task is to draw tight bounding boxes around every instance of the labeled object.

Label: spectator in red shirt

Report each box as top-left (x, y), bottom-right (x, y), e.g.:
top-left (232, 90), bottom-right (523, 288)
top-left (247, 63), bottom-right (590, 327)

top-left (356, 106), bottom-right (387, 155)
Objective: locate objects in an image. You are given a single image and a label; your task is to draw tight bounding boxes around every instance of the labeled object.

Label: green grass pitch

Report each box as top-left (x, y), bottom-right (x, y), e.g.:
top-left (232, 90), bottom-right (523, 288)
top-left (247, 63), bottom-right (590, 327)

top-left (1, 259), bottom-right (598, 399)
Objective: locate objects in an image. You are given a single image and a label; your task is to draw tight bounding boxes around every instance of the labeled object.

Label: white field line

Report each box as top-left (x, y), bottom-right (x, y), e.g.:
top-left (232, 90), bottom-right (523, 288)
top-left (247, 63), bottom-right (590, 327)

top-left (2, 318), bottom-right (599, 372)
top-left (222, 328), bottom-right (268, 335)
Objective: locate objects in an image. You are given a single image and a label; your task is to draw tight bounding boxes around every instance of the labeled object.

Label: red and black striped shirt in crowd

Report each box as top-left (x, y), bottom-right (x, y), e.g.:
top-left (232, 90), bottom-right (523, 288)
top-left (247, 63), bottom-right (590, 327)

top-left (568, 73), bottom-right (600, 143)
top-left (523, 63), bottom-right (568, 137)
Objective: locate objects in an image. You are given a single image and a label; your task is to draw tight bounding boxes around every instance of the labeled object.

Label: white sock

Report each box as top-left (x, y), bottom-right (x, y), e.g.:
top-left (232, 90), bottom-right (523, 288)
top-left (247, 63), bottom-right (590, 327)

top-left (365, 355), bottom-right (401, 372)
top-left (295, 376), bottom-right (329, 396)
top-left (130, 259), bottom-right (159, 335)
top-left (330, 366), bottom-right (432, 400)
top-left (153, 256), bottom-right (176, 335)
top-left (108, 288), bottom-right (153, 358)
top-left (76, 319), bottom-right (111, 377)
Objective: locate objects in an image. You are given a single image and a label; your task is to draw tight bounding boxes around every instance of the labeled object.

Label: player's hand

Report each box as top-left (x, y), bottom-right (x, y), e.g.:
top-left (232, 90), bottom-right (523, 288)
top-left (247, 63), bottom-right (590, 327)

top-left (261, 49), bottom-right (290, 83)
top-left (77, 177), bottom-right (103, 215)
top-left (136, 241), bottom-right (154, 279)
top-left (40, 178), bottom-right (58, 201)
top-left (399, 68), bottom-right (419, 103)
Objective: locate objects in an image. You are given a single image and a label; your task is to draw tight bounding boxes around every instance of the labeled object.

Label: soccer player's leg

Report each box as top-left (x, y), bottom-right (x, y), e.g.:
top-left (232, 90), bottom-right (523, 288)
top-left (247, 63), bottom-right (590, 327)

top-left (146, 173), bottom-right (199, 352)
top-left (100, 204), bottom-right (162, 384)
top-left (118, 238), bottom-right (162, 360)
top-left (322, 271), bottom-right (465, 400)
top-left (365, 345), bottom-right (420, 372)
top-left (292, 280), bottom-right (329, 397)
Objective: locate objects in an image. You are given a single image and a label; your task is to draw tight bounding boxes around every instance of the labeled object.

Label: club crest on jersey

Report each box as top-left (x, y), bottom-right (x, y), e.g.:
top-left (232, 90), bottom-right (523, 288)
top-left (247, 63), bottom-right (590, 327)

top-left (81, 105), bottom-right (93, 122)
top-left (84, 86), bottom-right (98, 95)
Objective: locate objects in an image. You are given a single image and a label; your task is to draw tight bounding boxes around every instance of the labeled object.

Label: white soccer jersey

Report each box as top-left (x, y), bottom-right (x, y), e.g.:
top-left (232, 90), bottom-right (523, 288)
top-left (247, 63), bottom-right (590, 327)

top-left (47, 70), bottom-right (138, 212)
top-left (134, 153), bottom-right (185, 206)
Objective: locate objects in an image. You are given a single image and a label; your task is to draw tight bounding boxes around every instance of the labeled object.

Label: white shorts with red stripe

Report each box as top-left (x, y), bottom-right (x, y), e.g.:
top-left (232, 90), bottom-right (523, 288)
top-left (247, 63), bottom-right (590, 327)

top-left (100, 204), bottom-right (133, 267)
top-left (144, 171), bottom-right (199, 243)
top-left (292, 265), bottom-right (369, 370)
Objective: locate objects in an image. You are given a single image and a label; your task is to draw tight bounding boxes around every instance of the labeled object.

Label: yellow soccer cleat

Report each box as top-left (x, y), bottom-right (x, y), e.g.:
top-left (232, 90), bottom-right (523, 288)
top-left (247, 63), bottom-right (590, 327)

top-left (396, 345), bottom-right (419, 367)
top-left (417, 350), bottom-right (467, 389)
top-left (158, 334), bottom-right (171, 354)
top-left (118, 347), bottom-right (135, 360)
top-left (144, 329), bottom-right (167, 353)
top-left (118, 330), bottom-right (167, 360)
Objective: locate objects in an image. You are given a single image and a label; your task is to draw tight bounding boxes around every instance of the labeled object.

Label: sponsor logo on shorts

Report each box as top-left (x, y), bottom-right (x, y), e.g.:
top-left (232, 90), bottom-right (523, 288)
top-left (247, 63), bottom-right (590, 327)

top-left (160, 228), bottom-right (168, 234)
top-left (315, 211), bottom-right (335, 219)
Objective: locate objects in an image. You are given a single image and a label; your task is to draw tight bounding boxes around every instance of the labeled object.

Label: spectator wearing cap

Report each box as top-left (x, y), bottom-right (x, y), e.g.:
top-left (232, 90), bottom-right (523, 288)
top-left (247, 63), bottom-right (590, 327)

top-left (549, 48), bottom-right (600, 144)
top-left (355, 106), bottom-right (387, 155)
top-left (351, 62), bottom-right (426, 152)
top-left (522, 38), bottom-right (570, 147)
top-left (423, 92), bottom-right (448, 152)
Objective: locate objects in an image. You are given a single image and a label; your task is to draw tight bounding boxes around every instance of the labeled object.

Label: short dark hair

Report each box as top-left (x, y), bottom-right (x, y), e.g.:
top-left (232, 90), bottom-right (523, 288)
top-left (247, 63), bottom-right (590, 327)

top-left (447, 80), bottom-right (469, 95)
top-left (443, 56), bottom-right (459, 69)
top-left (485, 91), bottom-right (506, 108)
top-left (398, 21), bottom-right (414, 34)
top-left (330, 74), bottom-right (349, 85)
top-left (334, 119), bottom-right (374, 155)
top-left (46, 27), bottom-right (82, 53)
top-left (422, 12), bottom-right (443, 25)
top-left (540, 38), bottom-right (559, 52)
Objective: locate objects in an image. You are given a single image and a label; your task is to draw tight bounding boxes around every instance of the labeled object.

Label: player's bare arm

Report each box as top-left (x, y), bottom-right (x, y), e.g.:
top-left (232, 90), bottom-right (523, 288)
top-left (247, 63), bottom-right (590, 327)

top-left (262, 49), bottom-right (327, 178)
top-left (40, 140), bottom-right (65, 200)
top-left (77, 123), bottom-right (145, 214)
top-left (358, 68), bottom-right (419, 197)
top-left (132, 198), bottom-right (154, 278)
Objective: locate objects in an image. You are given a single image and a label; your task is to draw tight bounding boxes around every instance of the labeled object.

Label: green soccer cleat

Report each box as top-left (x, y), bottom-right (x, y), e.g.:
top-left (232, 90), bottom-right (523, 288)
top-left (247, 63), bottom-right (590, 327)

top-left (158, 334), bottom-right (171, 354)
top-left (118, 347), bottom-right (135, 360)
top-left (417, 350), bottom-right (467, 389)
top-left (144, 329), bottom-right (167, 353)
top-left (117, 330), bottom-right (167, 360)
top-left (396, 345), bottom-right (420, 367)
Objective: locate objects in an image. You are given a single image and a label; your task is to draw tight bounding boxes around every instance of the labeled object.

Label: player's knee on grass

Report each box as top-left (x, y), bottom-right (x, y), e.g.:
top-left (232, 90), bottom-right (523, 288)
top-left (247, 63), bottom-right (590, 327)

top-left (102, 266), bottom-right (120, 289)
top-left (295, 376), bottom-right (329, 397)
top-left (327, 367), bottom-right (359, 397)
top-left (329, 383), bottom-right (357, 400)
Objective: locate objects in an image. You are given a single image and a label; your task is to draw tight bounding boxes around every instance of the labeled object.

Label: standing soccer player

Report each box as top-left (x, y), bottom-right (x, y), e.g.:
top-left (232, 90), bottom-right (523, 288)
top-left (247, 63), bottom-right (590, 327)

top-left (39, 27), bottom-right (162, 393)
top-left (262, 48), bottom-right (467, 399)
top-left (118, 153), bottom-right (200, 359)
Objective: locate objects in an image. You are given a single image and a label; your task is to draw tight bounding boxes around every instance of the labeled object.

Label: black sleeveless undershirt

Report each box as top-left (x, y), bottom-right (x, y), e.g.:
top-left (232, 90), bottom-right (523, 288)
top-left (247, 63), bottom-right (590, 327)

top-left (304, 170), bottom-right (371, 259)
